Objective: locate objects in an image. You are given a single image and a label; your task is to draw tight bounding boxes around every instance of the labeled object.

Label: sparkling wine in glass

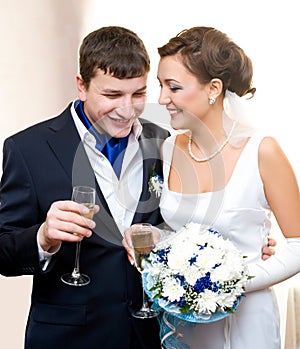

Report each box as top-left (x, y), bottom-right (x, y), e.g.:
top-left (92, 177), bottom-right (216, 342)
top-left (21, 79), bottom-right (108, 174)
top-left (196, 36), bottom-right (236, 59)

top-left (61, 185), bottom-right (95, 286)
top-left (130, 223), bottom-right (160, 319)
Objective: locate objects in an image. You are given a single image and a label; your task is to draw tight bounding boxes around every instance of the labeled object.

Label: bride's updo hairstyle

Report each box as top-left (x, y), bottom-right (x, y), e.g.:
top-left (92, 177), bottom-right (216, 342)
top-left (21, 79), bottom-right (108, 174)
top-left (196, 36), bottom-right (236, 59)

top-left (158, 26), bottom-right (256, 98)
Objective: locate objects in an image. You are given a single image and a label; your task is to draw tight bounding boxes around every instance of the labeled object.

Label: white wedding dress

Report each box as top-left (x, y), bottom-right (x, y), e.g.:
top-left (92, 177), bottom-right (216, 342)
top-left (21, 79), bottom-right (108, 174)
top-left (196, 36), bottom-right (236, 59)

top-left (159, 132), bottom-right (281, 349)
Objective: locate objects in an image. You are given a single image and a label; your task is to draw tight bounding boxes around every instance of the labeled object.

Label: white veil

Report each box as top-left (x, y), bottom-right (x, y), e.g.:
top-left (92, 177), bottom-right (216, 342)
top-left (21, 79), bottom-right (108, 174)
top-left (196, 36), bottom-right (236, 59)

top-left (222, 90), bottom-right (258, 147)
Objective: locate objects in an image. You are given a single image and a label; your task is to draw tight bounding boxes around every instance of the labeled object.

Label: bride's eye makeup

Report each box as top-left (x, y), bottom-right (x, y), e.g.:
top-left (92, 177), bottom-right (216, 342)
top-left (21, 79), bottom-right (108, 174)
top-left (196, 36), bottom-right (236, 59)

top-left (169, 84), bottom-right (182, 92)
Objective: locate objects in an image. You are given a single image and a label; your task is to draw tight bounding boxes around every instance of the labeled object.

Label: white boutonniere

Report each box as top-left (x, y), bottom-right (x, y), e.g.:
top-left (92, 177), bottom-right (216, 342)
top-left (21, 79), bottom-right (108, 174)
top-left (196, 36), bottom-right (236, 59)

top-left (148, 164), bottom-right (163, 198)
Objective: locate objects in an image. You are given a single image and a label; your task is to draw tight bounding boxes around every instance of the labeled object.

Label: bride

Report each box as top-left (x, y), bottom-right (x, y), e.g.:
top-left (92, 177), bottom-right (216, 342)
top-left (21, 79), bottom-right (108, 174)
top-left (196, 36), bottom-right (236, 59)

top-left (123, 26), bottom-right (300, 348)
top-left (154, 26), bottom-right (300, 349)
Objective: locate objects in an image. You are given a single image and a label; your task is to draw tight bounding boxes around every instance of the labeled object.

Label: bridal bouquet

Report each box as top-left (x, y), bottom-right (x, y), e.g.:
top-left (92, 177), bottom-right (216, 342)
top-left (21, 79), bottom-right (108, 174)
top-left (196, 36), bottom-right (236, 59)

top-left (143, 223), bottom-right (251, 323)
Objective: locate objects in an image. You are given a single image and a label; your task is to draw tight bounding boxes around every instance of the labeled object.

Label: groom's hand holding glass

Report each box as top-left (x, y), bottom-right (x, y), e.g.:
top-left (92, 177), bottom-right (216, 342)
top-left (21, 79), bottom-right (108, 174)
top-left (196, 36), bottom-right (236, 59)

top-left (37, 196), bottom-right (100, 255)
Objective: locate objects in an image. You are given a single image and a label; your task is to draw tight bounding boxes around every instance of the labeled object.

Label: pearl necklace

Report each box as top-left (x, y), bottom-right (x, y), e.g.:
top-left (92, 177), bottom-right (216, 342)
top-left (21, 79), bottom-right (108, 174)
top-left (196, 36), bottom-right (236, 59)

top-left (188, 122), bottom-right (236, 162)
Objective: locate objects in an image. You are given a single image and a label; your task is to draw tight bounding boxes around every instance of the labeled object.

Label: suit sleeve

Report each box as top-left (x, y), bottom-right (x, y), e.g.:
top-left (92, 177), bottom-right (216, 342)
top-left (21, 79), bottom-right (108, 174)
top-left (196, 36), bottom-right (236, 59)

top-left (0, 137), bottom-right (41, 276)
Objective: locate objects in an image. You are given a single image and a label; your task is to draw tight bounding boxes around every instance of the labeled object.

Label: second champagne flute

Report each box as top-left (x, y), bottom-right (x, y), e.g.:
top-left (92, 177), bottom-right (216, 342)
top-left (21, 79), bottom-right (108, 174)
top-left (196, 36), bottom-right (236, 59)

top-left (61, 185), bottom-right (95, 286)
top-left (130, 223), bottom-right (160, 319)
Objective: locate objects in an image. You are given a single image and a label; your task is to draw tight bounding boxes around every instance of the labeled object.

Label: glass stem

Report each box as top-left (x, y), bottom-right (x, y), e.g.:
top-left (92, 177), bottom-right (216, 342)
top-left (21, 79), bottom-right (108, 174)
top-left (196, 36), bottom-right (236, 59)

top-left (140, 290), bottom-right (150, 311)
top-left (139, 273), bottom-right (151, 312)
top-left (71, 241), bottom-right (82, 279)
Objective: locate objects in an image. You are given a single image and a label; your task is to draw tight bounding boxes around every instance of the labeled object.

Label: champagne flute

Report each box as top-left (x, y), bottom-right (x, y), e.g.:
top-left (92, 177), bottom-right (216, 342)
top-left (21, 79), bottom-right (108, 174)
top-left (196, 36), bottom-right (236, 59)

top-left (130, 223), bottom-right (160, 319)
top-left (61, 185), bottom-right (95, 286)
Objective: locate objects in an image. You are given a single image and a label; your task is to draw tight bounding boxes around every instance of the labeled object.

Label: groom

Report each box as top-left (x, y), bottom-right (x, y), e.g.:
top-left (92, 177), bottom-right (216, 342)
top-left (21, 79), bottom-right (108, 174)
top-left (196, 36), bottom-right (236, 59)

top-left (0, 26), bottom-right (168, 349)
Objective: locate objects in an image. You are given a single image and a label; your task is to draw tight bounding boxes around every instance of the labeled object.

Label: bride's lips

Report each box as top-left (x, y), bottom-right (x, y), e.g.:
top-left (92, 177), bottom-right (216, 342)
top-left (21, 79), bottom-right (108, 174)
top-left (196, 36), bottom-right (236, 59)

top-left (168, 108), bottom-right (182, 117)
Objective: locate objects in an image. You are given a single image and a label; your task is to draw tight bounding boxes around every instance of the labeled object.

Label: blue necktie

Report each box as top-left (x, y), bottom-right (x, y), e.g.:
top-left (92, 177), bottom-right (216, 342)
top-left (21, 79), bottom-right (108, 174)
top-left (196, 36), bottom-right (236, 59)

top-left (102, 136), bottom-right (128, 177)
top-left (75, 101), bottom-right (128, 177)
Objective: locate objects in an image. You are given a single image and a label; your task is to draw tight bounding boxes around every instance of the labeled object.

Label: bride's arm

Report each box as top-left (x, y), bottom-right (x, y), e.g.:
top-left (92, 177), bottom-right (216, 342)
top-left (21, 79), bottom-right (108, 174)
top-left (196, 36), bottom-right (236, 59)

top-left (246, 137), bottom-right (300, 292)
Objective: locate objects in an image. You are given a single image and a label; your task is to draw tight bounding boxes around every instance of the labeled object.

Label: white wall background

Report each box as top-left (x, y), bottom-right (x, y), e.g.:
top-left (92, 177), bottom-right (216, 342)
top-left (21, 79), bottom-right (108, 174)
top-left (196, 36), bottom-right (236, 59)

top-left (0, 0), bottom-right (299, 347)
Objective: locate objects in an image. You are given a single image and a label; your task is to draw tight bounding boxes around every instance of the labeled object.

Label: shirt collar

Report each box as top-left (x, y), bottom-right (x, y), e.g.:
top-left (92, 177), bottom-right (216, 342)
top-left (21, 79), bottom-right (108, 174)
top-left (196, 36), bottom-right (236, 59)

top-left (71, 99), bottom-right (142, 144)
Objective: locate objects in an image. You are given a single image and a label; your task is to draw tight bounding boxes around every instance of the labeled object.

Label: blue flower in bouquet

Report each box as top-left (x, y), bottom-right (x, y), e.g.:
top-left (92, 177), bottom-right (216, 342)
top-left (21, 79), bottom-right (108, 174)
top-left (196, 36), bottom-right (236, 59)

top-left (143, 223), bottom-right (252, 323)
top-left (148, 165), bottom-right (163, 198)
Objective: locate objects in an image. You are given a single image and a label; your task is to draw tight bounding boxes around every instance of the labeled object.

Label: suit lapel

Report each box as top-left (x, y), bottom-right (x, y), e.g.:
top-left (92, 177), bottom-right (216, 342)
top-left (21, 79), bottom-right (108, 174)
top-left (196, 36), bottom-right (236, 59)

top-left (47, 107), bottom-right (81, 181)
top-left (132, 127), bottom-right (162, 224)
top-left (46, 106), bottom-right (122, 244)
top-left (72, 142), bottom-right (121, 244)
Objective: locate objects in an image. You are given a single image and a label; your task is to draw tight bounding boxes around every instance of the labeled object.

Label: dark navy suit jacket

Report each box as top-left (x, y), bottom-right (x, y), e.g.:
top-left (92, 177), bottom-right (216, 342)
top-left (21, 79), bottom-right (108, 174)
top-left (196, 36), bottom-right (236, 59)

top-left (0, 103), bottom-right (170, 349)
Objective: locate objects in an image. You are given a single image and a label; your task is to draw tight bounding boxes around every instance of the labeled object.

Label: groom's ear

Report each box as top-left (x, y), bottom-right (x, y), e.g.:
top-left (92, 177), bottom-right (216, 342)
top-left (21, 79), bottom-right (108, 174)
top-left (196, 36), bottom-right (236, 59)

top-left (76, 74), bottom-right (88, 102)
